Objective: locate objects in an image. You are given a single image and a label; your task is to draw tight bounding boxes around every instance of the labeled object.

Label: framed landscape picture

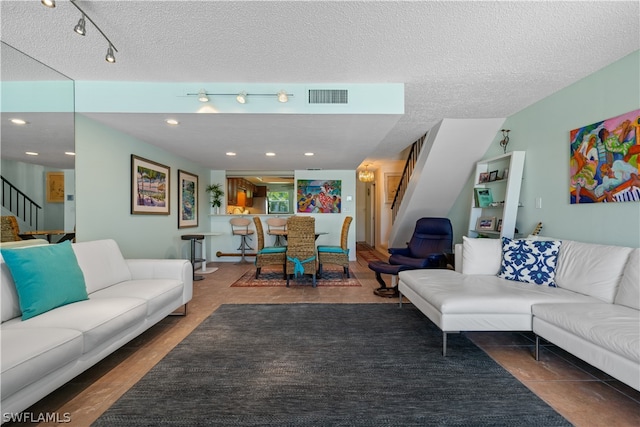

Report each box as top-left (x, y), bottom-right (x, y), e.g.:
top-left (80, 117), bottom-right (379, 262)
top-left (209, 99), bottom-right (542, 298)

top-left (131, 155), bottom-right (170, 215)
top-left (476, 216), bottom-right (496, 231)
top-left (178, 170), bottom-right (198, 228)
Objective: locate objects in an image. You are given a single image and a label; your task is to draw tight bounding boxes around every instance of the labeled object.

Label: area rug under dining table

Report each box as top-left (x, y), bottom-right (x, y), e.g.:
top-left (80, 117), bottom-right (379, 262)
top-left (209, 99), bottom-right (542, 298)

top-left (93, 304), bottom-right (570, 426)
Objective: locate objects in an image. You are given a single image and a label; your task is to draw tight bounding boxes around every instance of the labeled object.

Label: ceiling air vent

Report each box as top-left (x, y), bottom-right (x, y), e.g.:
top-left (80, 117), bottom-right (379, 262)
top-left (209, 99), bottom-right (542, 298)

top-left (308, 89), bottom-right (348, 104)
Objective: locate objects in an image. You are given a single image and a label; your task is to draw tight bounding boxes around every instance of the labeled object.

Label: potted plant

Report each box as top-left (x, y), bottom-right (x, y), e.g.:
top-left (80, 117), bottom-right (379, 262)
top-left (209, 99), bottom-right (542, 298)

top-left (205, 183), bottom-right (225, 214)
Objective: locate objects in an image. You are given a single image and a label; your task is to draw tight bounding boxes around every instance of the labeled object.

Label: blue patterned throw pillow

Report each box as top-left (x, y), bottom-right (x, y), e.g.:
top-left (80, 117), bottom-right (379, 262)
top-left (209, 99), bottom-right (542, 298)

top-left (498, 238), bottom-right (562, 287)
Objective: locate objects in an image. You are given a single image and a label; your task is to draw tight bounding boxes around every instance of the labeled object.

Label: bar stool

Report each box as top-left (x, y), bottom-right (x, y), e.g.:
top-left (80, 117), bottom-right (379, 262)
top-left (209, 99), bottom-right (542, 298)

top-left (266, 217), bottom-right (287, 246)
top-left (230, 218), bottom-right (254, 264)
top-left (181, 234), bottom-right (205, 281)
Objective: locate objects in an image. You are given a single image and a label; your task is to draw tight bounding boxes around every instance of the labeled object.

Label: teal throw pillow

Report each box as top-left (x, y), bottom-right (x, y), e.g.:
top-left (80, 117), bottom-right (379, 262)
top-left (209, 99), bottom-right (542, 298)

top-left (1, 241), bottom-right (88, 320)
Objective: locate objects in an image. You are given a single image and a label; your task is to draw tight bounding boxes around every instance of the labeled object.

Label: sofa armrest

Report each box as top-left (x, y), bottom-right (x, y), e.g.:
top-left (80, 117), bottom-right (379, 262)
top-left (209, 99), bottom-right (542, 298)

top-left (454, 243), bottom-right (463, 273)
top-left (126, 259), bottom-right (193, 304)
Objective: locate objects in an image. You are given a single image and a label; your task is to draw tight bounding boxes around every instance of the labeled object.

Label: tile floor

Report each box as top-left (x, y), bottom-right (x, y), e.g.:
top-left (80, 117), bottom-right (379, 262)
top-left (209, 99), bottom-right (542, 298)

top-left (8, 248), bottom-right (640, 426)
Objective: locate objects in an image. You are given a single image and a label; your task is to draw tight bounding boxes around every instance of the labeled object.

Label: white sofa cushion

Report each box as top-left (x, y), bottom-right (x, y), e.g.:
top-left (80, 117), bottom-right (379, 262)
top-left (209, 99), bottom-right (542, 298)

top-left (1, 328), bottom-right (83, 400)
top-left (461, 237), bottom-right (502, 275)
top-left (72, 240), bottom-right (132, 294)
top-left (533, 303), bottom-right (640, 363)
top-left (615, 248), bottom-right (640, 310)
top-left (4, 298), bottom-right (147, 354)
top-left (555, 240), bottom-right (633, 303)
top-left (91, 279), bottom-right (184, 316)
top-left (398, 269), bottom-right (598, 315)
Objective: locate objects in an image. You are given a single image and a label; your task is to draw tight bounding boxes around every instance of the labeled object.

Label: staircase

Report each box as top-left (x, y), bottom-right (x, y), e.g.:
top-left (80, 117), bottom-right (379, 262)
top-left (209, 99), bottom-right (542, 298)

top-left (1, 175), bottom-right (42, 229)
top-left (388, 118), bottom-right (505, 248)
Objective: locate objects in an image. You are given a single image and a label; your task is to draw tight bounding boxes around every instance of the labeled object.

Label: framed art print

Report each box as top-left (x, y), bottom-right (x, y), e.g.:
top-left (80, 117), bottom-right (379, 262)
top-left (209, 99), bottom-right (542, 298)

top-left (178, 170), bottom-right (198, 228)
top-left (131, 155), bottom-right (170, 215)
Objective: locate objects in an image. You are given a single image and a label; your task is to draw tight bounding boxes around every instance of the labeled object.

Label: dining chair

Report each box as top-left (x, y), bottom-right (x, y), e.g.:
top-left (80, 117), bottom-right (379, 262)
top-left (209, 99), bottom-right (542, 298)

top-left (1, 216), bottom-right (22, 243)
top-left (285, 216), bottom-right (317, 287)
top-left (229, 217), bottom-right (254, 264)
top-left (252, 217), bottom-right (287, 279)
top-left (317, 216), bottom-right (352, 278)
top-left (265, 217), bottom-right (287, 246)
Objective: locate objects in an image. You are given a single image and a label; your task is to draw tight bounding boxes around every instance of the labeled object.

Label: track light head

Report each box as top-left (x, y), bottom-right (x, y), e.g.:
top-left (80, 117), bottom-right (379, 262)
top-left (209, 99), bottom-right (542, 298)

top-left (236, 91), bottom-right (247, 104)
top-left (105, 45), bottom-right (116, 63)
top-left (198, 90), bottom-right (209, 103)
top-left (41, 0), bottom-right (56, 8)
top-left (277, 90), bottom-right (289, 103)
top-left (74, 15), bottom-right (86, 36)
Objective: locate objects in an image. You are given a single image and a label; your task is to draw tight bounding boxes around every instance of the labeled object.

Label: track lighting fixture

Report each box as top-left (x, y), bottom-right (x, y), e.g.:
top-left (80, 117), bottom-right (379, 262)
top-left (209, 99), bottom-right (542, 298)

top-left (44, 0), bottom-right (119, 63)
top-left (74, 15), bottom-right (86, 36)
top-left (236, 92), bottom-right (247, 104)
top-left (188, 90), bottom-right (293, 103)
top-left (198, 90), bottom-right (209, 103)
top-left (105, 45), bottom-right (116, 63)
top-left (277, 90), bottom-right (289, 103)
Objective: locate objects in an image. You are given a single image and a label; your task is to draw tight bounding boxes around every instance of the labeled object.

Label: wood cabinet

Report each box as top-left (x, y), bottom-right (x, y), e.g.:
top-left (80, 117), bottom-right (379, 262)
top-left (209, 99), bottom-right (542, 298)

top-left (468, 151), bottom-right (525, 239)
top-left (226, 178), bottom-right (256, 207)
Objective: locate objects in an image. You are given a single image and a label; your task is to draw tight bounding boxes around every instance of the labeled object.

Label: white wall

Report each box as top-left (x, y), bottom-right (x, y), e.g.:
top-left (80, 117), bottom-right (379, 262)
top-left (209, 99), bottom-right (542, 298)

top-left (449, 50), bottom-right (640, 247)
top-left (76, 115), bottom-right (212, 259)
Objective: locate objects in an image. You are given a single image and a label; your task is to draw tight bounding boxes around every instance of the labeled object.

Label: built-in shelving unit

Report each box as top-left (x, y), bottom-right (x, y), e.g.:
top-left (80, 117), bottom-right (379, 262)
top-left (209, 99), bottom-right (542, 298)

top-left (468, 151), bottom-right (525, 239)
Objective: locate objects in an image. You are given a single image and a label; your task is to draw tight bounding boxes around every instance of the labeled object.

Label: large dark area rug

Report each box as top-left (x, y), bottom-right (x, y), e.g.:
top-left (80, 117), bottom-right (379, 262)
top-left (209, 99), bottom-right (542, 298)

top-left (93, 304), bottom-right (569, 426)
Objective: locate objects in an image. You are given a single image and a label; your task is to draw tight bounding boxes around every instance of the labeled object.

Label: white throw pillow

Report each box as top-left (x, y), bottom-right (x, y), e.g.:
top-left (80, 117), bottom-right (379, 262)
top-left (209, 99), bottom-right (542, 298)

top-left (461, 236), bottom-right (502, 275)
top-left (614, 249), bottom-right (639, 310)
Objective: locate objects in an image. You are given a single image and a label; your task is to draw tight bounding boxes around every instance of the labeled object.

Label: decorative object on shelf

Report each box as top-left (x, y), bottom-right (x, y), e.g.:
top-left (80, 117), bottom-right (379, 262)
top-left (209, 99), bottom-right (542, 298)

top-left (205, 183), bottom-right (225, 215)
top-left (476, 216), bottom-right (497, 231)
top-left (178, 170), bottom-right (198, 228)
top-left (497, 219), bottom-right (503, 232)
top-left (131, 155), bottom-right (170, 215)
top-left (499, 129), bottom-right (510, 153)
top-left (478, 172), bottom-right (489, 183)
top-left (569, 109), bottom-right (640, 204)
top-left (489, 170), bottom-right (499, 181)
top-left (297, 180), bottom-right (341, 213)
top-left (501, 168), bottom-right (509, 180)
top-left (385, 173), bottom-right (401, 204)
top-left (474, 188), bottom-right (494, 207)
top-left (358, 164), bottom-right (375, 182)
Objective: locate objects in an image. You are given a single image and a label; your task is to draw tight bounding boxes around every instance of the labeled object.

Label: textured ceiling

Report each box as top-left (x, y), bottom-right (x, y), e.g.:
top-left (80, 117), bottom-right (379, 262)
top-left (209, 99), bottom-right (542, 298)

top-left (1, 0), bottom-right (638, 171)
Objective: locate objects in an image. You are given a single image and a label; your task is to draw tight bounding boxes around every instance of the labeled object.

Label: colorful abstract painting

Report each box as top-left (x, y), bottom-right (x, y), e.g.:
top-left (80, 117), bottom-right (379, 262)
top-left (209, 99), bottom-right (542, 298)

top-left (570, 109), bottom-right (640, 204)
top-left (297, 180), bottom-right (342, 213)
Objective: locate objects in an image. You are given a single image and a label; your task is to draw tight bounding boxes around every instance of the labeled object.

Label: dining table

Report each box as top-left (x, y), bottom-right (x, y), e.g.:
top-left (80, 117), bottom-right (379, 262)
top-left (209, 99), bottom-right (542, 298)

top-left (20, 230), bottom-right (75, 243)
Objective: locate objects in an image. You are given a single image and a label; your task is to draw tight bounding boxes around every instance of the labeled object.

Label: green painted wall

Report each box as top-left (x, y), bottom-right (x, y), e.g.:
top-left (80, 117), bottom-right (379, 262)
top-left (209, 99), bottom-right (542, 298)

top-left (449, 50), bottom-right (640, 247)
top-left (75, 114), bottom-right (212, 259)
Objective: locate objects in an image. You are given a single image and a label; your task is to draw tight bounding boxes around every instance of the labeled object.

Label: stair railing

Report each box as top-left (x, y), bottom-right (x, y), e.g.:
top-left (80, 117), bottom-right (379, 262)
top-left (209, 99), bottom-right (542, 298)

top-left (1, 176), bottom-right (41, 228)
top-left (391, 133), bottom-right (426, 222)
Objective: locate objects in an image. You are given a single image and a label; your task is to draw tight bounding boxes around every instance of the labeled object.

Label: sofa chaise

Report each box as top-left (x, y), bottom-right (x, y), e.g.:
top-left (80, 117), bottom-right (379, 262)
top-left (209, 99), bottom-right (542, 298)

top-left (398, 236), bottom-right (639, 391)
top-left (0, 239), bottom-right (192, 418)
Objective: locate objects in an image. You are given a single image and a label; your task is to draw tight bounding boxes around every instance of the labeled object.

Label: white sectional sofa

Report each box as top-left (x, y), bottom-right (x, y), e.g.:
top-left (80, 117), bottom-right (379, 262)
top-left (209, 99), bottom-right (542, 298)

top-left (398, 236), bottom-right (639, 391)
top-left (0, 239), bottom-right (192, 418)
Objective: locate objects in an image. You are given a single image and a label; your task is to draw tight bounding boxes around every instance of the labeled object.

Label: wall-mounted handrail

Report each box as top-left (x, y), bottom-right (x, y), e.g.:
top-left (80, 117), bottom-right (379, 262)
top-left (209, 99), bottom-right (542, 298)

top-left (1, 175), bottom-right (41, 228)
top-left (391, 133), bottom-right (426, 222)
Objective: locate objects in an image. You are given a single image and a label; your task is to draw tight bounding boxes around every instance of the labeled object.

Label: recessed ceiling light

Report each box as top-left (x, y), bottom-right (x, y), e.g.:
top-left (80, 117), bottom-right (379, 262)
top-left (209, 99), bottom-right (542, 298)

top-left (265, 152), bottom-right (276, 157)
top-left (10, 118), bottom-right (27, 125)
top-left (65, 152), bottom-right (76, 156)
top-left (25, 151), bottom-right (38, 156)
top-left (226, 152), bottom-right (236, 156)
top-left (165, 119), bottom-right (179, 125)
top-left (304, 152), bottom-right (314, 156)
